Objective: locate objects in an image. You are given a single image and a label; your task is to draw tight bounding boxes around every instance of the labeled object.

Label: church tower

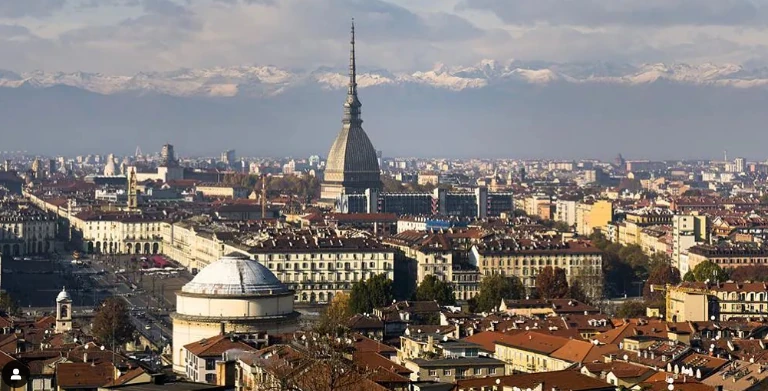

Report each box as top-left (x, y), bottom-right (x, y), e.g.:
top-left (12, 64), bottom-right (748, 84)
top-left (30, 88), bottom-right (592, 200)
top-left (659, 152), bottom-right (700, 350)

top-left (127, 167), bottom-right (138, 209)
top-left (320, 20), bottom-right (382, 204)
top-left (55, 287), bottom-right (72, 333)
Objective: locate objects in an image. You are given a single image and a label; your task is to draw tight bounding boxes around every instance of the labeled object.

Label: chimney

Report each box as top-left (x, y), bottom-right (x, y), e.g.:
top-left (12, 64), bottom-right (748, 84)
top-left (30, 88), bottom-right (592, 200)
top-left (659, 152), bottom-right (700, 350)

top-left (220, 322), bottom-right (226, 336)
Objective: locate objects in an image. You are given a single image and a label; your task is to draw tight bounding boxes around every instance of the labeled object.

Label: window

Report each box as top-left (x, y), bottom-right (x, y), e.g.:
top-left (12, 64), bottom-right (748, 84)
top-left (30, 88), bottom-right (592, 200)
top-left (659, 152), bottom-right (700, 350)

top-left (489, 368), bottom-right (497, 375)
top-left (428, 370), bottom-right (437, 377)
top-left (205, 359), bottom-right (216, 370)
top-left (473, 368), bottom-right (481, 376)
top-left (204, 374), bottom-right (217, 384)
top-left (443, 369), bottom-right (451, 376)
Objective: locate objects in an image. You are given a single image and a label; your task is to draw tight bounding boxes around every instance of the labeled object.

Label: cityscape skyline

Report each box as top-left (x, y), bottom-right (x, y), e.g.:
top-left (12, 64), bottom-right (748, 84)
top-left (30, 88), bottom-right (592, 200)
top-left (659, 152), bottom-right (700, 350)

top-left (5, 4), bottom-right (768, 391)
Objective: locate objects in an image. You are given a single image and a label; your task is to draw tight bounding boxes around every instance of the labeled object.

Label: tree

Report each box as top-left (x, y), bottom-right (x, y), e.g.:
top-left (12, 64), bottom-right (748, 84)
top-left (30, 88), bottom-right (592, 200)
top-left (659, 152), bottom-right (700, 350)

top-left (690, 261), bottom-right (727, 283)
top-left (473, 275), bottom-right (525, 312)
top-left (253, 334), bottom-right (373, 391)
top-left (648, 252), bottom-right (672, 272)
top-left (569, 279), bottom-right (590, 304)
top-left (536, 266), bottom-right (570, 299)
top-left (616, 301), bottom-right (646, 318)
top-left (0, 292), bottom-right (19, 316)
top-left (316, 293), bottom-right (353, 336)
top-left (92, 297), bottom-right (135, 350)
top-left (643, 265), bottom-right (681, 301)
top-left (729, 265), bottom-right (768, 282)
top-left (348, 274), bottom-right (393, 314)
top-left (415, 275), bottom-right (456, 305)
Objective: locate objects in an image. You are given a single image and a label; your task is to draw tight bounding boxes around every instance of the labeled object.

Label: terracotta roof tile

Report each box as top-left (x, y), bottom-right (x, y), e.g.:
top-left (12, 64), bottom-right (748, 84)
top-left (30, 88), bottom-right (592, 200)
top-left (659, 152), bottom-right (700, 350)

top-left (454, 370), bottom-right (614, 391)
top-left (55, 362), bottom-right (114, 388)
top-left (183, 335), bottom-right (255, 358)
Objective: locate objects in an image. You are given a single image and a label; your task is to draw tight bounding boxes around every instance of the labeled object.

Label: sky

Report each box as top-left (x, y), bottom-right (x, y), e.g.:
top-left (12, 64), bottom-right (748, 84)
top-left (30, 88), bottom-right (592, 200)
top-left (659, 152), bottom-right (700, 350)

top-left (5, 0), bottom-right (768, 74)
top-left (5, 0), bottom-right (768, 160)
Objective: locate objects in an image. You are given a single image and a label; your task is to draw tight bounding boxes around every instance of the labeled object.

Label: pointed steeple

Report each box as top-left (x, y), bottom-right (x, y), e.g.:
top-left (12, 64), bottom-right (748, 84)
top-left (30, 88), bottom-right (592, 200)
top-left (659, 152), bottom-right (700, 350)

top-left (343, 18), bottom-right (362, 126)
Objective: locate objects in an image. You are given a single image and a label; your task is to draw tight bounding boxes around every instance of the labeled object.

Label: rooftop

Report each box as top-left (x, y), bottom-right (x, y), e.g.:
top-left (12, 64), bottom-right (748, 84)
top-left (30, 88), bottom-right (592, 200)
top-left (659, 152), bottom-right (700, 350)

top-left (181, 254), bottom-right (290, 296)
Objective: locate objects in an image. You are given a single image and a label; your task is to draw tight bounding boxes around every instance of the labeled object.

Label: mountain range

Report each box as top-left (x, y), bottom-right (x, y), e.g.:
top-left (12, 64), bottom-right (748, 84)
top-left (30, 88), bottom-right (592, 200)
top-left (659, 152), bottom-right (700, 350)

top-left (2, 61), bottom-right (768, 97)
top-left (5, 60), bottom-right (768, 159)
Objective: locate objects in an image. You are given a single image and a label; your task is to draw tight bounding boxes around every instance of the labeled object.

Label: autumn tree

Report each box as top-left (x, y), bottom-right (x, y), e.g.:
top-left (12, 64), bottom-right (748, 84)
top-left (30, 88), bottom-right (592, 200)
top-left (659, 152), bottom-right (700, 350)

top-left (92, 297), bottom-right (135, 350)
top-left (643, 265), bottom-right (681, 301)
top-left (253, 335), bottom-right (373, 391)
top-left (536, 266), bottom-right (570, 299)
top-left (729, 265), bottom-right (768, 282)
top-left (648, 252), bottom-right (672, 272)
top-left (415, 275), bottom-right (456, 306)
top-left (316, 293), bottom-right (353, 336)
top-left (568, 279), bottom-right (590, 304)
top-left (348, 274), bottom-right (393, 315)
top-left (616, 300), bottom-right (646, 318)
top-left (0, 292), bottom-right (19, 316)
top-left (472, 275), bottom-right (525, 313)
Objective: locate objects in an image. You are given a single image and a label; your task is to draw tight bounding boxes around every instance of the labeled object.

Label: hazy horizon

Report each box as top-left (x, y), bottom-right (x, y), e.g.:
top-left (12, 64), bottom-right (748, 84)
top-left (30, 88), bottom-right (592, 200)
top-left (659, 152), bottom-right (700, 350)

top-left (4, 0), bottom-right (768, 159)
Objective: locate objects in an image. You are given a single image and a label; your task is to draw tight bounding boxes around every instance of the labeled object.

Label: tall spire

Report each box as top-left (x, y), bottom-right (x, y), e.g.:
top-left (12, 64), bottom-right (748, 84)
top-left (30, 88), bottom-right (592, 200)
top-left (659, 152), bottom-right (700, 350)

top-left (343, 18), bottom-right (362, 126)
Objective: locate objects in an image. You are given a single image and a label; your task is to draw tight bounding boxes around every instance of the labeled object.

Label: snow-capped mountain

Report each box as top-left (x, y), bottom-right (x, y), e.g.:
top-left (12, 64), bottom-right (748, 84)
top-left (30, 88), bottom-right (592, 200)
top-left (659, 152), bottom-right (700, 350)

top-left (2, 61), bottom-right (768, 97)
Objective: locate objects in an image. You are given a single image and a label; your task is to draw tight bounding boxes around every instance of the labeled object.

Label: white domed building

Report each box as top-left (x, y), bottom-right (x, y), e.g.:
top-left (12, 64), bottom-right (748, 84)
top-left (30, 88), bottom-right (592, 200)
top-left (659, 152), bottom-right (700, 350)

top-left (171, 254), bottom-right (298, 373)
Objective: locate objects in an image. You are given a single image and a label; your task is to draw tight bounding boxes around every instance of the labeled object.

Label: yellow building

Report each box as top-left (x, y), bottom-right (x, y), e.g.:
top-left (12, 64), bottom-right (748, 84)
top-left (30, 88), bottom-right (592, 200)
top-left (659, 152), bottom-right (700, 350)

top-left (195, 183), bottom-right (249, 199)
top-left (657, 282), bottom-right (768, 322)
top-left (494, 332), bottom-right (585, 374)
top-left (576, 200), bottom-right (613, 236)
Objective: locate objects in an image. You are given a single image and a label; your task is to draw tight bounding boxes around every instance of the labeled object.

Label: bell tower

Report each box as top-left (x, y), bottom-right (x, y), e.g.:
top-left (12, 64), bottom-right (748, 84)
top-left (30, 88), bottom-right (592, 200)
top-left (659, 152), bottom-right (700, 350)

top-left (55, 287), bottom-right (72, 333)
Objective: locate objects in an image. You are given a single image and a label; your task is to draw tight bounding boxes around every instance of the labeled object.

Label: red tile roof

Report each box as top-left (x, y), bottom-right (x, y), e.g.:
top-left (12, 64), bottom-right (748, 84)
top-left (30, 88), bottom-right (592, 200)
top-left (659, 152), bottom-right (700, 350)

top-left (454, 370), bottom-right (614, 391)
top-left (183, 334), bottom-right (255, 358)
top-left (55, 362), bottom-right (114, 389)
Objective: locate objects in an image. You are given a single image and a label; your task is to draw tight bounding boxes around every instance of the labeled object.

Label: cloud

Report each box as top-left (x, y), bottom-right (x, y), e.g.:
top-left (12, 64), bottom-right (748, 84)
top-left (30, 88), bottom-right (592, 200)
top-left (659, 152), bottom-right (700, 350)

top-left (0, 24), bottom-right (32, 38)
top-left (456, 0), bottom-right (767, 27)
top-left (3, 0), bottom-right (768, 74)
top-left (0, 0), bottom-right (67, 18)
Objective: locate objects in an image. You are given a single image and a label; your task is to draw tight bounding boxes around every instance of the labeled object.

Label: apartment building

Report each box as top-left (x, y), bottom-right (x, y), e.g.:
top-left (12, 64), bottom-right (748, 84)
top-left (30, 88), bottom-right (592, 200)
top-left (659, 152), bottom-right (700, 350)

top-left (69, 210), bottom-right (166, 254)
top-left (554, 198), bottom-right (578, 228)
top-left (687, 243), bottom-right (768, 271)
top-left (663, 281), bottom-right (768, 322)
top-left (0, 200), bottom-right (57, 256)
top-left (470, 240), bottom-right (603, 299)
top-left (163, 221), bottom-right (395, 303)
top-left (576, 200), bottom-right (613, 237)
top-left (384, 230), bottom-right (483, 301)
top-left (494, 331), bottom-right (596, 374)
top-left (195, 183), bottom-right (249, 199)
top-left (672, 214), bottom-right (708, 274)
